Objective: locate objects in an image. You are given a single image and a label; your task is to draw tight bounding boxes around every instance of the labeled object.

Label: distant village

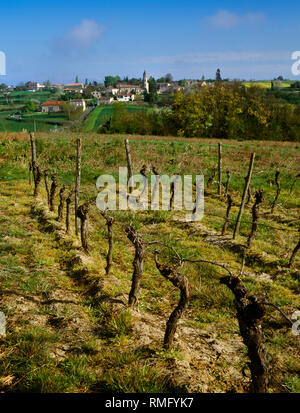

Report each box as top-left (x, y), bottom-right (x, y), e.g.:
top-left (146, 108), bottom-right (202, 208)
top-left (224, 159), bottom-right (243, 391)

top-left (0, 71), bottom-right (208, 114)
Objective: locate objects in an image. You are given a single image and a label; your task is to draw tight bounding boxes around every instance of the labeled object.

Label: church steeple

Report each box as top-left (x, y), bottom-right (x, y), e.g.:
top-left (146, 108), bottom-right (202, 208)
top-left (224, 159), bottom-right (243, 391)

top-left (143, 70), bottom-right (149, 93)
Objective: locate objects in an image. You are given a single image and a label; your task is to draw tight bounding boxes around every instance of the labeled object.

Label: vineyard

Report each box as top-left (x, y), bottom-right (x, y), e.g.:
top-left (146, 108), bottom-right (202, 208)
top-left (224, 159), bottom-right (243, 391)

top-left (0, 132), bottom-right (299, 393)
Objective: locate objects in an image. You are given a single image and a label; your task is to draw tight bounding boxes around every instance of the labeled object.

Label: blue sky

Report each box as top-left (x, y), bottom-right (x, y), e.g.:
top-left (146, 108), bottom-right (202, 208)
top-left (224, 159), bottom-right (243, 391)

top-left (1, 0), bottom-right (300, 84)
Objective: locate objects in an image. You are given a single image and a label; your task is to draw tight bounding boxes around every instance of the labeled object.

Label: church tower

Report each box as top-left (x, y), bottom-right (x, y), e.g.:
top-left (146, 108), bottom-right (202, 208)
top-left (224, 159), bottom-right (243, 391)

top-left (143, 70), bottom-right (149, 93)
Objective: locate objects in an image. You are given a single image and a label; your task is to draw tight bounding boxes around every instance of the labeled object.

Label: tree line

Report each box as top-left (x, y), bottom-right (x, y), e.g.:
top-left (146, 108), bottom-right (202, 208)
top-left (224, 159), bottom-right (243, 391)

top-left (99, 82), bottom-right (300, 141)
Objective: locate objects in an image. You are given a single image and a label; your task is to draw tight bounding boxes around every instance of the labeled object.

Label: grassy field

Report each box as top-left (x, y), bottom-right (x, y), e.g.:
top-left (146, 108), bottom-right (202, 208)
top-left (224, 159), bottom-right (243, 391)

top-left (243, 81), bottom-right (292, 88)
top-left (0, 132), bottom-right (299, 393)
top-left (84, 105), bottom-right (151, 132)
top-left (0, 89), bottom-right (66, 132)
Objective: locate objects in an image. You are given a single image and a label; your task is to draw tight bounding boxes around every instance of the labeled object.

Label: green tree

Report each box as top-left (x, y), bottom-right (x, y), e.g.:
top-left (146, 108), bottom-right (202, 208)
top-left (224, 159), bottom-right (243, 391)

top-left (75, 75), bottom-right (79, 83)
top-left (23, 100), bottom-right (37, 113)
top-left (165, 73), bottom-right (173, 82)
top-left (216, 69), bottom-right (221, 81)
top-left (104, 76), bottom-right (120, 87)
top-left (148, 77), bottom-right (157, 94)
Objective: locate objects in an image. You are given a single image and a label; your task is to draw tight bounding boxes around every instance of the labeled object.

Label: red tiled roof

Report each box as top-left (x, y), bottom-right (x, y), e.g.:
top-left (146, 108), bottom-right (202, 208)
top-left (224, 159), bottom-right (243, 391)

top-left (41, 101), bottom-right (65, 106)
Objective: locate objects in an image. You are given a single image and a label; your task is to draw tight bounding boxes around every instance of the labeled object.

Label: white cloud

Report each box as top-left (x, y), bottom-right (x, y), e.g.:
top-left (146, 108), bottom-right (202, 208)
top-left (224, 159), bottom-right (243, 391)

top-left (52, 19), bottom-right (104, 55)
top-left (206, 10), bottom-right (264, 29)
top-left (67, 19), bottom-right (103, 49)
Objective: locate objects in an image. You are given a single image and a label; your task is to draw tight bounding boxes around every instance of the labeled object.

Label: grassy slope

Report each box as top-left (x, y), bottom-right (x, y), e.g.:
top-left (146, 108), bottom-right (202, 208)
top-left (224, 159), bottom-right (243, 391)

top-left (0, 132), bottom-right (299, 393)
top-left (84, 105), bottom-right (150, 132)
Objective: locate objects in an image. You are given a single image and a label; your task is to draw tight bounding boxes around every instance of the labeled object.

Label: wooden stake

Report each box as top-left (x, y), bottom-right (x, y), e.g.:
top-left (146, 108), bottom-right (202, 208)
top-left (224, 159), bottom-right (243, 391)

top-left (57, 185), bottom-right (66, 222)
top-left (44, 170), bottom-right (50, 207)
top-left (218, 142), bottom-right (222, 195)
top-left (75, 138), bottom-right (82, 236)
top-left (101, 211), bottom-right (115, 275)
top-left (225, 170), bottom-right (231, 196)
top-left (29, 132), bottom-right (37, 181)
top-left (233, 153), bottom-right (255, 240)
top-left (65, 190), bottom-right (74, 234)
top-left (271, 171), bottom-right (280, 214)
top-left (222, 194), bottom-right (233, 236)
top-left (50, 174), bottom-right (58, 212)
top-left (125, 139), bottom-right (133, 193)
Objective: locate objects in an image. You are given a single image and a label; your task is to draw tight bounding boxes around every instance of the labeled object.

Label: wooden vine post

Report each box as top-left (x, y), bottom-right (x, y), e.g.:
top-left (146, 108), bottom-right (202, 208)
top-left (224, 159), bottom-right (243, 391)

top-left (220, 275), bottom-right (269, 393)
top-left (218, 142), bottom-right (222, 195)
top-left (151, 165), bottom-right (160, 206)
top-left (225, 170), bottom-right (231, 196)
top-left (247, 190), bottom-right (264, 248)
top-left (44, 170), bottom-right (50, 206)
top-left (271, 171), bottom-right (280, 214)
top-left (101, 211), bottom-right (115, 275)
top-left (154, 251), bottom-right (190, 349)
top-left (33, 161), bottom-right (42, 197)
top-left (49, 174), bottom-right (58, 212)
top-left (75, 138), bottom-right (82, 236)
top-left (222, 194), bottom-right (233, 236)
top-left (65, 190), bottom-right (74, 234)
top-left (29, 132), bottom-right (37, 181)
top-left (233, 153), bottom-right (255, 240)
top-left (125, 139), bottom-right (133, 194)
top-left (125, 225), bottom-right (146, 308)
top-left (57, 185), bottom-right (66, 222)
top-left (206, 169), bottom-right (216, 189)
top-left (29, 162), bottom-right (32, 185)
top-left (76, 202), bottom-right (90, 253)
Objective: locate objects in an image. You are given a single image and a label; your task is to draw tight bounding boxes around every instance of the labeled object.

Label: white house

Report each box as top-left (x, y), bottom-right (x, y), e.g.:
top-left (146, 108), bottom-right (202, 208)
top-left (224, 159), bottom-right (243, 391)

top-left (69, 99), bottom-right (86, 111)
top-left (41, 100), bottom-right (64, 113)
top-left (25, 81), bottom-right (45, 92)
top-left (116, 93), bottom-right (135, 102)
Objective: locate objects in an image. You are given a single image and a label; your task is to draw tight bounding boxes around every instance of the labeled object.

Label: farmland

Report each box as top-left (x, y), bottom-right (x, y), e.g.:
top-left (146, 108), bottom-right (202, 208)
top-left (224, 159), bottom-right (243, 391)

top-left (0, 90), bottom-right (67, 132)
top-left (0, 132), bottom-right (299, 393)
top-left (84, 104), bottom-right (151, 132)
